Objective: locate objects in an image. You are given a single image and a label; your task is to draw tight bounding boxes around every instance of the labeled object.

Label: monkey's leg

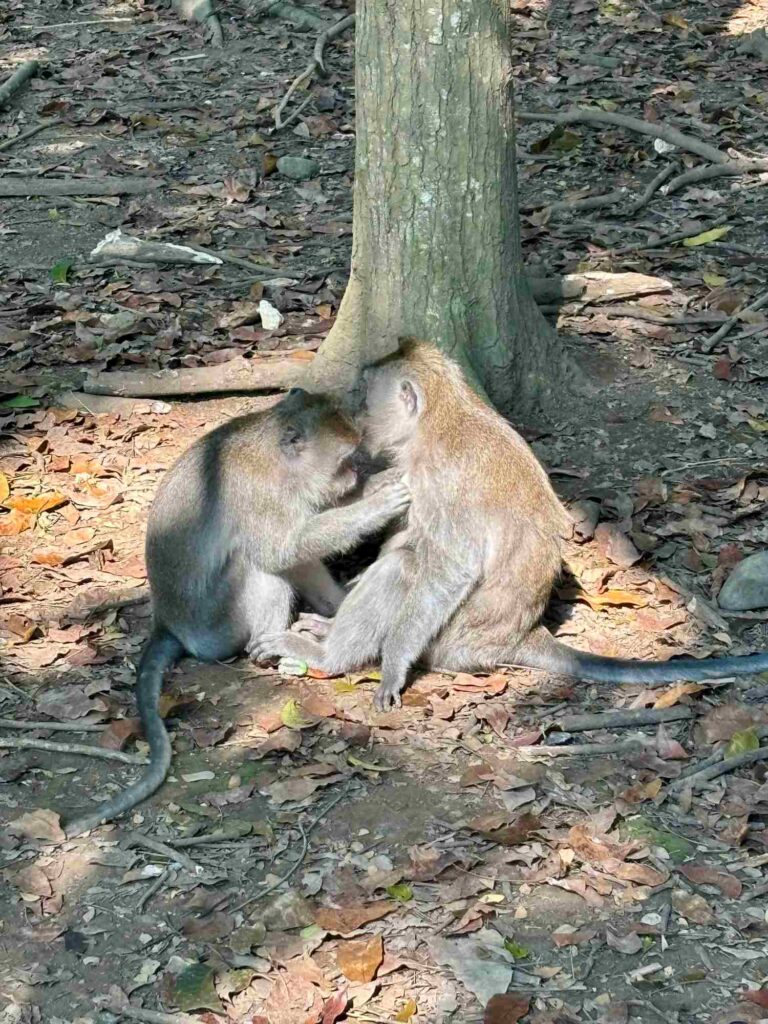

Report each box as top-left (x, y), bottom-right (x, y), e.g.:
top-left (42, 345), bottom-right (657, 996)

top-left (285, 562), bottom-right (346, 617)
top-left (250, 552), bottom-right (408, 669)
top-left (291, 613), bottom-right (333, 639)
top-left (374, 561), bottom-right (476, 711)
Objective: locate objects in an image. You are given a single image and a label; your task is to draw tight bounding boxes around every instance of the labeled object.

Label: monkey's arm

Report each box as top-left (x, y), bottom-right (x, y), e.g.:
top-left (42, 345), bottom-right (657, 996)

top-left (289, 482), bottom-right (410, 563)
top-left (375, 551), bottom-right (478, 710)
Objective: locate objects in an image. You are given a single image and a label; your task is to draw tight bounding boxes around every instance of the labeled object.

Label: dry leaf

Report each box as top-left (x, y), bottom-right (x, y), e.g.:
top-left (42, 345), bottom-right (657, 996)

top-left (0, 471), bottom-right (9, 502)
top-left (556, 586), bottom-right (648, 611)
top-left (321, 989), bottom-right (349, 1024)
top-left (337, 935), bottom-right (383, 983)
top-left (0, 509), bottom-right (35, 536)
top-left (453, 672), bottom-right (508, 694)
top-left (14, 864), bottom-right (53, 898)
top-left (671, 888), bottom-right (713, 925)
top-left (8, 808), bottom-right (66, 842)
top-left (315, 901), bottom-right (396, 935)
top-left (679, 863), bottom-right (742, 899)
top-left (619, 778), bottom-right (662, 804)
top-left (653, 682), bottom-right (704, 709)
top-left (484, 993), bottom-right (530, 1023)
top-left (594, 522), bottom-right (642, 568)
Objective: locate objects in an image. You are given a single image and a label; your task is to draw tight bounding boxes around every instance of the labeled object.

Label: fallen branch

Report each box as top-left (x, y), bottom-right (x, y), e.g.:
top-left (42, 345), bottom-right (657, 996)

top-left (518, 107), bottom-right (729, 165)
top-left (553, 707), bottom-right (694, 732)
top-left (124, 832), bottom-right (201, 874)
top-left (665, 158), bottom-right (768, 195)
top-left (0, 177), bottom-right (163, 197)
top-left (0, 718), bottom-right (106, 733)
top-left (626, 162), bottom-right (677, 214)
top-left (172, 0), bottom-right (223, 46)
top-left (672, 744), bottom-right (768, 790)
top-left (83, 353), bottom-right (311, 398)
top-left (523, 187), bottom-right (628, 218)
top-left (0, 737), bottom-right (145, 764)
top-left (275, 13), bottom-right (355, 129)
top-left (0, 118), bottom-right (59, 154)
top-left (527, 271), bottom-right (672, 305)
top-left (56, 391), bottom-right (172, 417)
top-left (670, 725), bottom-right (768, 789)
top-left (514, 737), bottom-right (651, 757)
top-left (701, 287), bottom-right (768, 353)
top-left (0, 60), bottom-right (39, 110)
top-left (90, 228), bottom-right (223, 267)
top-left (607, 215), bottom-right (729, 256)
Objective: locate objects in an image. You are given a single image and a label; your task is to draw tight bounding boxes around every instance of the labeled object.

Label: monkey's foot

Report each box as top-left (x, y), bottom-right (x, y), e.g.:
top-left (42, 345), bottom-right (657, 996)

top-left (248, 630), bottom-right (324, 666)
top-left (291, 613), bottom-right (333, 639)
top-left (373, 681), bottom-right (402, 712)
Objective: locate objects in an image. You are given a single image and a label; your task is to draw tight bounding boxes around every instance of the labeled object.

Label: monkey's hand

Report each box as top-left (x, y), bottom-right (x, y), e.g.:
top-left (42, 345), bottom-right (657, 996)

top-left (361, 468), bottom-right (405, 499)
top-left (291, 613), bottom-right (333, 639)
top-left (373, 679), bottom-right (403, 712)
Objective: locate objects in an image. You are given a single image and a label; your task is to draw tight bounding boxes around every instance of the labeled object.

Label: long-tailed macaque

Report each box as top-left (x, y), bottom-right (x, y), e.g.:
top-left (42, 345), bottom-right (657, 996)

top-left (250, 341), bottom-right (768, 710)
top-left (64, 389), bottom-right (409, 835)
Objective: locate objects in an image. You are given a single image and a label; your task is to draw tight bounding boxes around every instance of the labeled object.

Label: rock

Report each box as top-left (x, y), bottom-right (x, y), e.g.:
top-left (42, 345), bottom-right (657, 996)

top-left (276, 156), bottom-right (319, 180)
top-left (718, 551), bottom-right (768, 611)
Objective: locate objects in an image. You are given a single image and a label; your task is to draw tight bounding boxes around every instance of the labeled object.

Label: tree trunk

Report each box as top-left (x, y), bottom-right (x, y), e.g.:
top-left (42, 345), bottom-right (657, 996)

top-left (308, 0), bottom-right (570, 416)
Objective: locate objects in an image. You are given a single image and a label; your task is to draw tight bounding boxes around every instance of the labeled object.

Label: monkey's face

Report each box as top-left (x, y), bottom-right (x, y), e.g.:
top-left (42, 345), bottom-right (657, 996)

top-left (278, 392), bottom-right (361, 500)
top-left (362, 361), bottom-right (422, 455)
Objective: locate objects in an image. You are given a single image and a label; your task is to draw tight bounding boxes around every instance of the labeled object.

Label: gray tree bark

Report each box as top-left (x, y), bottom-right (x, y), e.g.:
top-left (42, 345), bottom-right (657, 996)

top-left (308, 0), bottom-right (570, 416)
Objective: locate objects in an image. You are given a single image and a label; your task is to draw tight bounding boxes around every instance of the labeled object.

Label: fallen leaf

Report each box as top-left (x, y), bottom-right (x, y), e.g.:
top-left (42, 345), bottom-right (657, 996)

top-left (0, 508), bottom-right (34, 536)
top-left (679, 864), bottom-right (742, 898)
top-left (556, 586), bottom-right (648, 611)
top-left (619, 778), bottom-right (662, 804)
top-left (100, 718), bottom-right (142, 751)
top-left (3, 492), bottom-right (67, 514)
top-left (683, 225), bottom-right (731, 246)
top-left (727, 728), bottom-right (760, 757)
top-left (280, 698), bottom-right (318, 730)
top-left (0, 472), bottom-right (9, 502)
top-left (671, 888), bottom-right (713, 925)
top-left (8, 808), bottom-right (65, 842)
top-left (14, 864), bottom-right (53, 898)
top-left (261, 972), bottom-right (323, 1024)
top-left (476, 812), bottom-right (540, 847)
top-left (314, 901), bottom-right (396, 935)
top-left (484, 993), bottom-right (530, 1023)
top-left (653, 682), bottom-right (703, 709)
top-left (337, 935), bottom-right (383, 983)
top-left (395, 999), bottom-right (418, 1023)
top-left (606, 929), bottom-right (643, 955)
top-left (321, 989), bottom-right (349, 1024)
top-left (430, 930), bottom-right (514, 1007)
top-left (594, 522), bottom-right (642, 568)
top-left (453, 672), bottom-right (508, 694)
top-left (167, 963), bottom-right (222, 1013)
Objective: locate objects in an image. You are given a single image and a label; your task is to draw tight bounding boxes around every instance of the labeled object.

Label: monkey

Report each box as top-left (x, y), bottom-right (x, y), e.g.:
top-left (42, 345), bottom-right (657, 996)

top-left (64, 388), bottom-right (410, 836)
top-left (249, 340), bottom-right (768, 711)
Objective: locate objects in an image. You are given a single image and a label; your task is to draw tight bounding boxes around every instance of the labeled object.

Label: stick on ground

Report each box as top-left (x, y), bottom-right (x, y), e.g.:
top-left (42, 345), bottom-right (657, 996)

top-left (553, 706), bottom-right (694, 732)
top-left (0, 61), bottom-right (39, 109)
top-left (0, 118), bottom-right (59, 154)
top-left (701, 287), bottom-right (768, 353)
top-left (0, 737), bottom-right (145, 764)
top-left (518, 107), bottom-right (729, 165)
top-left (275, 13), bottom-right (355, 129)
top-left (0, 177), bottom-right (163, 198)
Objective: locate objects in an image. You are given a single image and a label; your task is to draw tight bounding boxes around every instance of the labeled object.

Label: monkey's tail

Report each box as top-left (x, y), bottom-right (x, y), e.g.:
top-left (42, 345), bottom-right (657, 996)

top-left (511, 626), bottom-right (768, 684)
top-left (64, 628), bottom-right (184, 838)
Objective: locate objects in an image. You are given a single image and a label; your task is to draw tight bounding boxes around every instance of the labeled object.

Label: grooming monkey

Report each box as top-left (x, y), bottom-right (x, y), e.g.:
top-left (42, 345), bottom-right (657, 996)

top-left (65, 389), bottom-right (409, 836)
top-left (251, 340), bottom-right (768, 710)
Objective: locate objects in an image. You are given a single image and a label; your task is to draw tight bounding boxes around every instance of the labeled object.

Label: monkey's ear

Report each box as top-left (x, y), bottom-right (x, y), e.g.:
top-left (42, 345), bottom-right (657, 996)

top-left (399, 379), bottom-right (422, 417)
top-left (280, 421), bottom-right (307, 457)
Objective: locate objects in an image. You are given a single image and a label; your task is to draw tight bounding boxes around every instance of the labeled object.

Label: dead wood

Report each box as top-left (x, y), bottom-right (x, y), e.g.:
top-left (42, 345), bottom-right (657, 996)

top-left (673, 744), bottom-right (768, 790)
top-left (554, 707), bottom-right (694, 732)
top-left (0, 118), bottom-right (59, 153)
top-left (124, 832), bottom-right (201, 873)
top-left (82, 353), bottom-right (312, 398)
top-left (701, 287), bottom-right (768, 352)
top-left (527, 271), bottom-right (672, 305)
top-left (0, 719), bottom-right (106, 732)
top-left (0, 737), bottom-right (145, 764)
top-left (0, 60), bottom-right (39, 109)
top-left (0, 177), bottom-right (163, 197)
top-left (518, 107), bottom-right (729, 165)
top-left (664, 158), bottom-right (768, 195)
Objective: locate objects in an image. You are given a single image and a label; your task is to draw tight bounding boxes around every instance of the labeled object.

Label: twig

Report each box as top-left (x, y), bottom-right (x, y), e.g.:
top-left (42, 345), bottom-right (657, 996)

top-left (665, 158), bottom-right (768, 195)
top-left (670, 725), bottom-right (768, 789)
top-left (523, 187), bottom-right (628, 218)
top-left (0, 119), bottom-right (59, 154)
top-left (0, 737), bottom-right (145, 764)
top-left (275, 13), bottom-right (355, 129)
top-left (518, 107), bottom-right (729, 165)
top-left (20, 19), bottom-right (133, 29)
top-left (660, 456), bottom-right (764, 477)
top-left (82, 353), bottom-right (310, 398)
top-left (229, 784), bottom-right (349, 913)
top-left (572, 305), bottom-right (723, 327)
top-left (513, 737), bottom-right (651, 757)
top-left (0, 177), bottom-right (163, 197)
top-left (607, 215), bottom-right (729, 256)
top-left (0, 718), bottom-right (106, 733)
top-left (701, 287), bottom-right (768, 353)
top-left (124, 832), bottom-right (201, 874)
top-left (107, 1004), bottom-right (200, 1024)
top-left (554, 707), bottom-right (694, 732)
top-left (137, 866), bottom-right (173, 912)
top-left (0, 61), bottom-right (39, 110)
top-left (625, 162), bottom-right (677, 214)
top-left (165, 831), bottom-right (269, 847)
top-left (671, 745), bottom-right (768, 790)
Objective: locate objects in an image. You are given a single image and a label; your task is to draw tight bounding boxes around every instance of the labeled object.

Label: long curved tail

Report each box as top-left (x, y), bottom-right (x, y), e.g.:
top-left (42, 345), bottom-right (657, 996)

top-left (65, 628), bottom-right (184, 838)
top-left (512, 626), bottom-right (768, 684)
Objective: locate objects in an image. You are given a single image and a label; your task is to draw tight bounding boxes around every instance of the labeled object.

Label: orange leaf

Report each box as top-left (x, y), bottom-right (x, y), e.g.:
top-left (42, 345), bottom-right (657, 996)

top-left (337, 935), bottom-right (383, 983)
top-left (653, 682), bottom-right (703, 709)
top-left (0, 509), bottom-right (34, 536)
top-left (453, 672), bottom-right (508, 694)
top-left (4, 492), bottom-right (67, 514)
top-left (0, 471), bottom-right (9, 503)
top-left (315, 902), bottom-right (396, 935)
top-left (556, 585), bottom-right (648, 611)
top-left (32, 550), bottom-right (66, 566)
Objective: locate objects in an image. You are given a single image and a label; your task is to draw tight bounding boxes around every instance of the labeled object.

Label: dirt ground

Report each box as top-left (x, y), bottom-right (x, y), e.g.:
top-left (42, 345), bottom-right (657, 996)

top-left (1, 1), bottom-right (768, 1022)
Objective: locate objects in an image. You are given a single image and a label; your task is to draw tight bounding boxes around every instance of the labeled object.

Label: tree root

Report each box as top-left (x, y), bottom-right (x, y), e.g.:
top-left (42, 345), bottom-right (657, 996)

top-left (0, 60), bottom-right (39, 109)
top-left (275, 13), bottom-right (355, 129)
top-left (701, 287), bottom-right (768, 353)
top-left (518, 106), bottom-right (729, 164)
top-left (246, 0), bottom-right (326, 31)
top-left (0, 719), bottom-right (106, 733)
top-left (124, 832), bottom-right (201, 874)
top-left (82, 352), bottom-right (312, 398)
top-left (664, 158), bottom-right (768, 195)
top-left (0, 737), bottom-right (145, 764)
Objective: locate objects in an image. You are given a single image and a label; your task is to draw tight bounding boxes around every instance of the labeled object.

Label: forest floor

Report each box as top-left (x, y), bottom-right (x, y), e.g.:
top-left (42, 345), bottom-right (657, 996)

top-left (1, 0), bottom-right (768, 1022)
